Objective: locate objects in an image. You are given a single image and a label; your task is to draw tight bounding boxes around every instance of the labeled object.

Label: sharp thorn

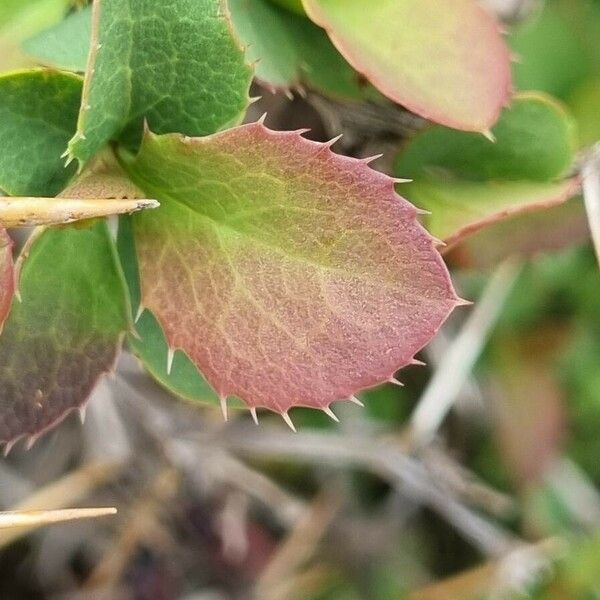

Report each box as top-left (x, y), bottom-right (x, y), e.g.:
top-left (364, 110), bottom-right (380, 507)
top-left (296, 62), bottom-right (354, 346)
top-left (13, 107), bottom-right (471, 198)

top-left (257, 112), bottom-right (268, 125)
top-left (410, 358), bottom-right (427, 367)
top-left (281, 412), bottom-right (296, 432)
top-left (392, 177), bottom-right (413, 184)
top-left (322, 406), bottom-right (339, 422)
top-left (134, 304), bottom-right (144, 323)
top-left (325, 134), bottom-right (343, 147)
top-left (456, 297), bottom-right (474, 307)
top-left (78, 406), bottom-right (87, 424)
top-left (14, 288), bottom-right (22, 303)
top-left (388, 377), bottom-right (404, 387)
top-left (249, 96), bottom-right (262, 105)
top-left (362, 153), bottom-right (383, 164)
top-left (250, 407), bottom-right (258, 425)
top-left (349, 395), bottom-right (364, 407)
top-left (482, 129), bottom-right (496, 143)
top-left (414, 207), bottom-right (432, 215)
top-left (166, 347), bottom-right (175, 375)
top-left (284, 89), bottom-right (294, 101)
top-left (220, 396), bottom-right (228, 422)
top-left (25, 435), bottom-right (38, 451)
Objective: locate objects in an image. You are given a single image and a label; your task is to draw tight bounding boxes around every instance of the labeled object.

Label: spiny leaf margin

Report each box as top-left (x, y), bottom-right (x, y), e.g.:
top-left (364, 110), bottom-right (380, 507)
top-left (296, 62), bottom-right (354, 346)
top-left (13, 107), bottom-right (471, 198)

top-left (122, 122), bottom-right (461, 418)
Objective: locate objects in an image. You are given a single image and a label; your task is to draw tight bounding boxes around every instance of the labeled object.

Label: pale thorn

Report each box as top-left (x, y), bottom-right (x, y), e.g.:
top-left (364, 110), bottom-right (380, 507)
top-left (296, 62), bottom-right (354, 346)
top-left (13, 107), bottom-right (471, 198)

top-left (322, 406), bottom-right (339, 423)
top-left (134, 304), bottom-right (144, 323)
top-left (456, 297), bottom-right (474, 307)
top-left (294, 128), bottom-right (311, 136)
top-left (249, 96), bottom-right (262, 105)
top-left (166, 347), bottom-right (175, 375)
top-left (362, 153), bottom-right (383, 164)
top-left (257, 112), bottom-right (268, 125)
top-left (388, 377), bottom-right (404, 387)
top-left (220, 396), bottom-right (229, 422)
top-left (349, 395), bottom-right (364, 407)
top-left (414, 207), bottom-right (432, 216)
top-left (410, 358), bottom-right (427, 367)
top-left (14, 287), bottom-right (22, 303)
top-left (78, 405), bottom-right (87, 424)
top-left (60, 148), bottom-right (69, 159)
top-left (296, 85), bottom-right (307, 98)
top-left (250, 407), bottom-right (259, 425)
top-left (3, 439), bottom-right (15, 457)
top-left (482, 129), bottom-right (496, 143)
top-left (25, 435), bottom-right (38, 451)
top-left (281, 412), bottom-right (296, 432)
top-left (431, 236), bottom-right (446, 248)
top-left (284, 88), bottom-right (294, 101)
top-left (392, 177), bottom-right (413, 184)
top-left (325, 133), bottom-right (343, 148)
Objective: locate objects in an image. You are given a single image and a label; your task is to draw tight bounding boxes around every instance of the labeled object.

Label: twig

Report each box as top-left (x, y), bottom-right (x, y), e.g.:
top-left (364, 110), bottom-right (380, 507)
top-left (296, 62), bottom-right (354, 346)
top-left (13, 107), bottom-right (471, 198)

top-left (408, 260), bottom-right (521, 449)
top-left (0, 462), bottom-right (119, 548)
top-left (216, 427), bottom-right (518, 556)
top-left (0, 508), bottom-right (116, 529)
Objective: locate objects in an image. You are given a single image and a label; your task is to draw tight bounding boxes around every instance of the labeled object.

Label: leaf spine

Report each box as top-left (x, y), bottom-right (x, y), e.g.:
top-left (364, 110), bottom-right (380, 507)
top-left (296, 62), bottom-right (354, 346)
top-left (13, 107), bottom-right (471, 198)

top-left (281, 412), bottom-right (296, 432)
top-left (220, 395), bottom-right (228, 421)
top-left (250, 407), bottom-right (258, 425)
top-left (322, 406), bottom-right (339, 422)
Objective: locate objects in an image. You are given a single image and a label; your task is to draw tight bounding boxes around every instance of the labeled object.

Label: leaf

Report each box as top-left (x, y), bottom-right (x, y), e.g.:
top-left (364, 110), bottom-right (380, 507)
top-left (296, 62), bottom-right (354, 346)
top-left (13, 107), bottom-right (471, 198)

top-left (0, 230), bottom-right (14, 334)
top-left (301, 0), bottom-right (512, 132)
top-left (121, 123), bottom-right (460, 416)
top-left (229, 0), bottom-right (372, 100)
top-left (0, 222), bottom-right (130, 448)
top-left (23, 5), bottom-right (92, 72)
top-left (268, 0), bottom-right (305, 15)
top-left (0, 70), bottom-right (82, 197)
top-left (395, 93), bottom-right (579, 251)
top-left (68, 0), bottom-right (253, 165)
top-left (117, 215), bottom-right (230, 408)
top-left (0, 0), bottom-right (71, 71)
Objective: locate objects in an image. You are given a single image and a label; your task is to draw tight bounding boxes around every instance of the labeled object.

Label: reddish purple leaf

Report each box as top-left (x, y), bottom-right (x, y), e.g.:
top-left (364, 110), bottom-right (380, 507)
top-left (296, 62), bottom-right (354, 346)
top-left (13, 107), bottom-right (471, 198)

top-left (123, 123), bottom-right (461, 418)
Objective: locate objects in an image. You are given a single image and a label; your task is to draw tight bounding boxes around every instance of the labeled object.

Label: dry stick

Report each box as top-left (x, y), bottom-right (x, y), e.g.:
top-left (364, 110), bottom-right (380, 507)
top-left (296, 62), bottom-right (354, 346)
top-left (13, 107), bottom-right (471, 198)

top-left (0, 508), bottom-right (116, 529)
top-left (408, 260), bottom-right (521, 450)
top-left (219, 428), bottom-right (518, 557)
top-left (582, 144), bottom-right (600, 266)
top-left (0, 462), bottom-right (119, 548)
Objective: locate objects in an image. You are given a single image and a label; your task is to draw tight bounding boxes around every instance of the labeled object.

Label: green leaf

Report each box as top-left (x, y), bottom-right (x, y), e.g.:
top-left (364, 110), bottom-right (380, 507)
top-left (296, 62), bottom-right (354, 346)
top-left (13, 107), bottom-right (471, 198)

top-left (302, 0), bottom-right (512, 131)
top-left (0, 230), bottom-right (14, 334)
top-left (0, 221), bottom-right (130, 448)
top-left (567, 78), bottom-right (600, 149)
top-left (395, 93), bottom-right (579, 250)
top-left (120, 123), bottom-right (459, 418)
top-left (268, 0), bottom-right (305, 15)
top-left (0, 70), bottom-right (82, 197)
top-left (510, 0), bottom-right (600, 98)
top-left (0, 0), bottom-right (71, 71)
top-left (23, 5), bottom-right (91, 72)
top-left (68, 0), bottom-right (253, 165)
top-left (229, 0), bottom-right (371, 100)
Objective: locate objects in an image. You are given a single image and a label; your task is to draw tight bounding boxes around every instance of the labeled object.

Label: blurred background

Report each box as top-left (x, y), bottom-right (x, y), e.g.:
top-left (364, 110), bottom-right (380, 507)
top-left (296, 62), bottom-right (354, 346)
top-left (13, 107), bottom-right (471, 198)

top-left (1, 0), bottom-right (600, 598)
